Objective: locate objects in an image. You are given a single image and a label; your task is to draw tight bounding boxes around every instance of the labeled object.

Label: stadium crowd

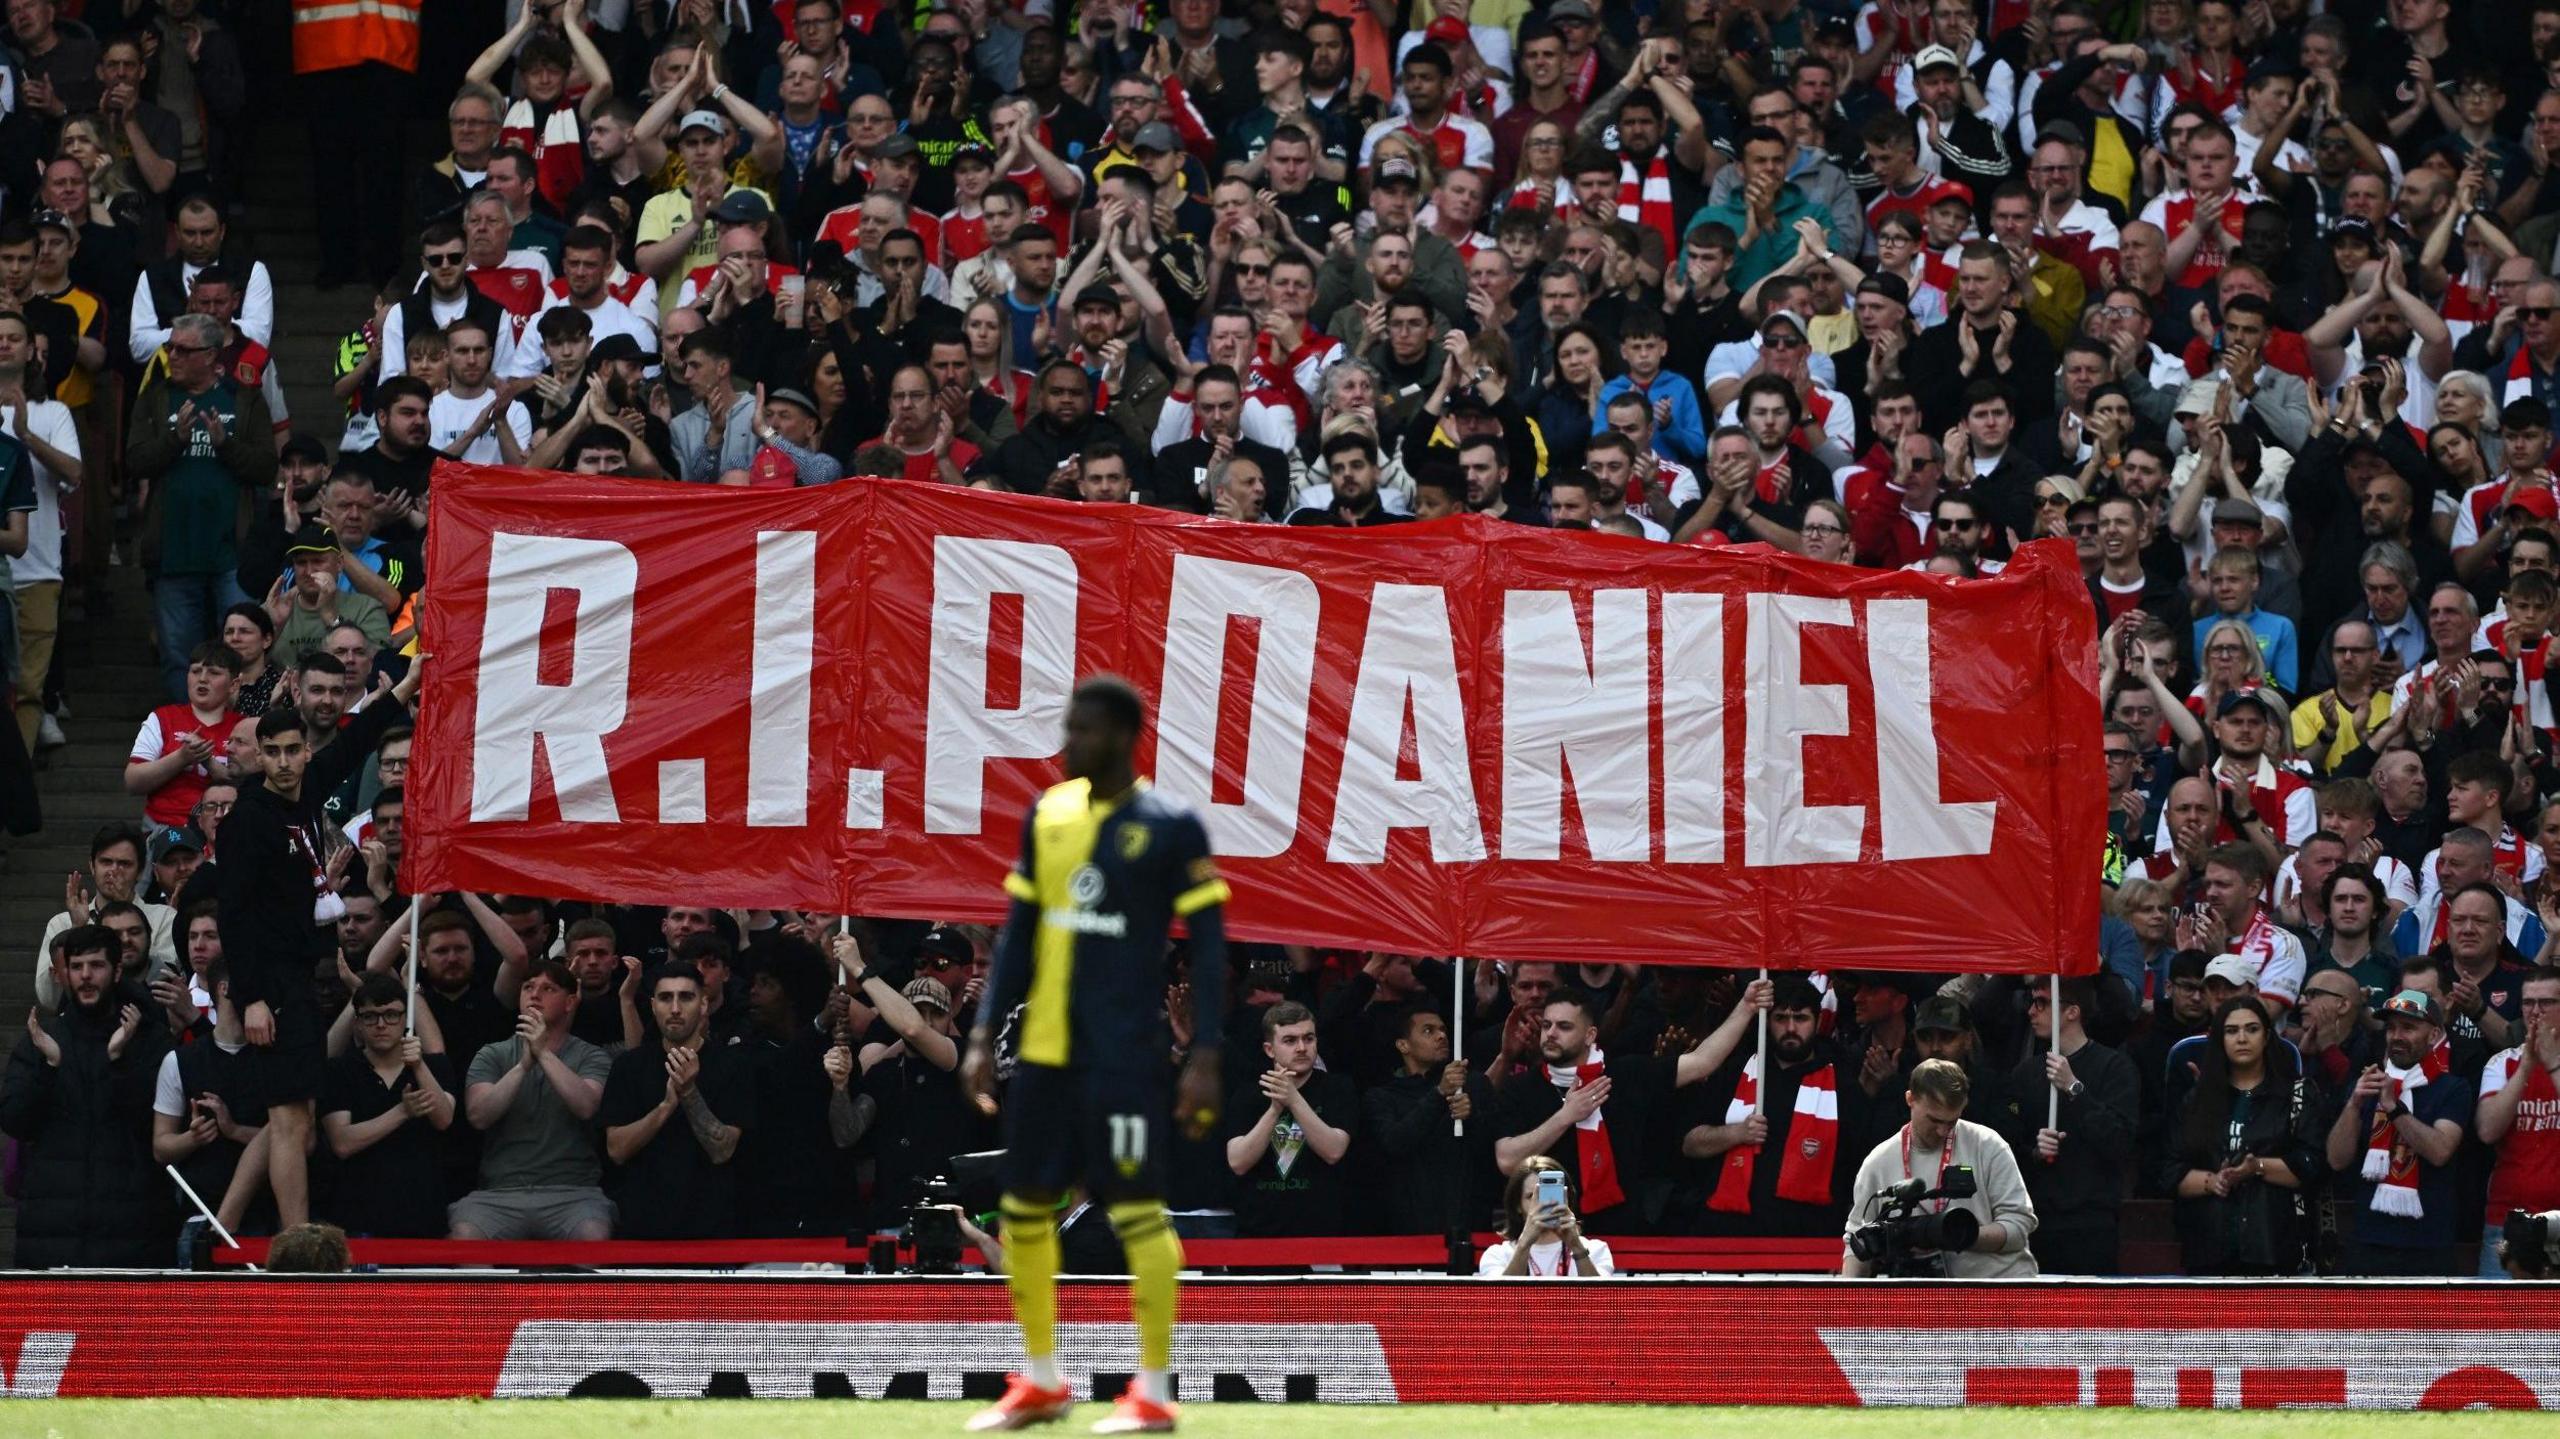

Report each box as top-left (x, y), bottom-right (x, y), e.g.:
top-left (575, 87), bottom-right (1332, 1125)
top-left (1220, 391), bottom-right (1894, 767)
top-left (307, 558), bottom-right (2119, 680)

top-left (4, 0), bottom-right (2560, 1281)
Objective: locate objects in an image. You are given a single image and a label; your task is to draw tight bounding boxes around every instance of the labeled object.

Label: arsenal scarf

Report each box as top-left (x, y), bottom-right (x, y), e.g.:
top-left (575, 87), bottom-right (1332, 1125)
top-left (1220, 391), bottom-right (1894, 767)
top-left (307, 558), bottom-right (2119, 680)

top-left (1548, 1048), bottom-right (1626, 1214)
top-left (2361, 1039), bottom-right (2451, 1218)
top-left (1616, 153), bottom-right (1677, 262)
top-left (1708, 1057), bottom-right (1840, 1212)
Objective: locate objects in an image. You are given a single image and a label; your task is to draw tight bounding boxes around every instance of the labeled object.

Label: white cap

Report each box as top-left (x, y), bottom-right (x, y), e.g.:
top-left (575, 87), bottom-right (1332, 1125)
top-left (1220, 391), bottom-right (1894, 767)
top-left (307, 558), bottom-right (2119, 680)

top-left (2203, 955), bottom-right (2258, 987)
top-left (1913, 44), bottom-right (1963, 73)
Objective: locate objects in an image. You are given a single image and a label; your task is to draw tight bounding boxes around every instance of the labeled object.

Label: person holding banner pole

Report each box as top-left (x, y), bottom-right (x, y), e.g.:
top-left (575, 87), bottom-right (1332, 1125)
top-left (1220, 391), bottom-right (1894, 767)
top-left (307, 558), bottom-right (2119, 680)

top-left (2004, 975), bottom-right (2138, 1275)
top-left (1688, 975), bottom-right (1854, 1237)
top-left (1362, 1000), bottom-right (1490, 1238)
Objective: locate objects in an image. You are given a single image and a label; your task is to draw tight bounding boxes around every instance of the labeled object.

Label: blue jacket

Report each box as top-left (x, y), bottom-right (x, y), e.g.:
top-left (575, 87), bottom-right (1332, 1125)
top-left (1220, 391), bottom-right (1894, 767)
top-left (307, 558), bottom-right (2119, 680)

top-left (1594, 372), bottom-right (1707, 467)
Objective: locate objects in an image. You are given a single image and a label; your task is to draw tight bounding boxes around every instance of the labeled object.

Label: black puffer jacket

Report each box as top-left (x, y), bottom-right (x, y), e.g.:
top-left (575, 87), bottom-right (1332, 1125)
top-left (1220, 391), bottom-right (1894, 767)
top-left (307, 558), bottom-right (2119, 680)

top-left (1, 998), bottom-right (172, 1269)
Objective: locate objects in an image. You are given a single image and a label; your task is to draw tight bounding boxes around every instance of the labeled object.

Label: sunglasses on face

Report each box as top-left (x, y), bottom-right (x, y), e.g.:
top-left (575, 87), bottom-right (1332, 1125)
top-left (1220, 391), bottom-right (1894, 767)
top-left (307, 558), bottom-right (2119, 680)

top-left (2068, 521), bottom-right (2099, 536)
top-left (2482, 676), bottom-right (2516, 691)
top-left (2522, 307), bottom-right (2558, 321)
top-left (1235, 262), bottom-right (1272, 275)
top-left (1934, 517), bottom-right (1978, 531)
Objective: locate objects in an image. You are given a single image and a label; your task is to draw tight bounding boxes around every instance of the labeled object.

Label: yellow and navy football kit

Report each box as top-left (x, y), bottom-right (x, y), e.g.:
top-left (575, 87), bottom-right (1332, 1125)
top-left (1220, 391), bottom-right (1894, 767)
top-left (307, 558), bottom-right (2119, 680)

top-left (982, 777), bottom-right (1229, 1202)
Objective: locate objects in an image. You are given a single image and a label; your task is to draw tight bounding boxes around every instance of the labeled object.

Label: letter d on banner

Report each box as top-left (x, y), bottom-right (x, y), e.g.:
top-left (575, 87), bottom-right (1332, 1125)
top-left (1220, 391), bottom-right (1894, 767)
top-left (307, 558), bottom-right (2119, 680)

top-left (470, 533), bottom-right (638, 823)
top-left (925, 536), bottom-right (1079, 834)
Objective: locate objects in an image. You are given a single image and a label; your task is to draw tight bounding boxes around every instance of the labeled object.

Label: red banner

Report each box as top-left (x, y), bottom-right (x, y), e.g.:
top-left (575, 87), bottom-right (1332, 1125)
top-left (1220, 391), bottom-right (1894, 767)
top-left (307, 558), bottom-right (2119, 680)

top-left (4, 1275), bottom-right (2556, 1406)
top-left (406, 464), bottom-right (2101, 972)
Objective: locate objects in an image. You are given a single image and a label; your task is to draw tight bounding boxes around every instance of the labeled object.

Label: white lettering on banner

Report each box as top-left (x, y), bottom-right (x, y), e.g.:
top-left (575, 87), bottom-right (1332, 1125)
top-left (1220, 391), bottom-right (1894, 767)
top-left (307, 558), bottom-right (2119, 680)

top-left (1866, 600), bottom-right (1997, 859)
top-left (924, 536), bottom-right (1079, 834)
top-left (490, 1321), bottom-right (1398, 1403)
top-left (1501, 589), bottom-right (1650, 861)
top-left (470, 533), bottom-right (637, 823)
top-left (1744, 594), bottom-right (1861, 867)
top-left (1, 1332), bottom-right (72, 1397)
top-left (748, 531), bottom-right (817, 826)
top-left (1819, 1328), bottom-right (2560, 1410)
top-left (1155, 555), bottom-right (1320, 859)
top-left (1659, 593), bottom-right (1727, 862)
top-left (1327, 584), bottom-right (1486, 863)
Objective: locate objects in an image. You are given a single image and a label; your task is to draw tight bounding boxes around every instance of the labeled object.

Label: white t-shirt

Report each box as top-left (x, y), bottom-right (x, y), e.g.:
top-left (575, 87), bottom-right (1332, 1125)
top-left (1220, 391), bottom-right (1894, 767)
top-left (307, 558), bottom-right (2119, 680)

top-left (428, 389), bottom-right (533, 466)
top-left (152, 1036), bottom-right (248, 1116)
top-left (1, 396), bottom-right (78, 586)
top-left (1476, 1235), bottom-right (1616, 1277)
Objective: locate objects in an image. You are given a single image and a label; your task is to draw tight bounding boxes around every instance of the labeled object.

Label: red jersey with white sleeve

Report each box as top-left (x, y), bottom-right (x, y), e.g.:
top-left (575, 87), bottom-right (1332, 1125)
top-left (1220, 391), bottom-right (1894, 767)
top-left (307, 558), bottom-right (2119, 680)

top-left (2481, 616), bottom-right (2556, 736)
top-left (2482, 1045), bottom-right (2560, 1222)
top-left (1865, 176), bottom-right (1973, 234)
top-left (815, 206), bottom-right (941, 262)
top-left (1359, 112), bottom-right (1496, 174)
top-left (1853, 0), bottom-right (1932, 93)
top-left (674, 259), bottom-right (804, 310)
top-left (129, 704), bottom-right (243, 829)
top-left (2224, 904), bottom-right (2306, 1006)
top-left (2136, 188), bottom-right (2248, 290)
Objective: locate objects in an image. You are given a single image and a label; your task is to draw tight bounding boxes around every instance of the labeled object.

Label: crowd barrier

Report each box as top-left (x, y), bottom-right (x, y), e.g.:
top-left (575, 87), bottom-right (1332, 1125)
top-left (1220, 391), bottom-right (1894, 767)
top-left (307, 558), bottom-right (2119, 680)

top-left (3, 1272), bottom-right (2556, 1407)
top-left (194, 1234), bottom-right (1847, 1273)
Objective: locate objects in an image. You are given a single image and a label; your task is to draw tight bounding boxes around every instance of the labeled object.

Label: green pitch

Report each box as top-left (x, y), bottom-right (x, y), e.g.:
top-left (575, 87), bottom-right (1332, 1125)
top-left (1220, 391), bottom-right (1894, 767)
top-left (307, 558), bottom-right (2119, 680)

top-left (7, 1402), bottom-right (2551, 1437)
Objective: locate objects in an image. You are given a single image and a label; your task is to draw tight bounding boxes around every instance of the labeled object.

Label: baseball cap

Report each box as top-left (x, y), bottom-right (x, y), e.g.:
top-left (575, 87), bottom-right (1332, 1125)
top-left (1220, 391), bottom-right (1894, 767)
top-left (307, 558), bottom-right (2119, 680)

top-left (149, 825), bottom-right (206, 865)
top-left (917, 926), bottom-right (972, 966)
top-left (2381, 988), bottom-right (2444, 1025)
top-left (1760, 309), bottom-right (1808, 341)
top-left (748, 447), bottom-right (798, 487)
top-left (2214, 688), bottom-right (2275, 720)
top-left (2202, 955), bottom-right (2259, 987)
top-left (2038, 119), bottom-right (2088, 151)
top-left (1376, 154), bottom-right (1422, 188)
top-left (709, 190), bottom-right (772, 224)
top-left (2508, 487), bottom-right (2560, 521)
top-left (31, 208), bottom-right (73, 236)
top-left (2174, 378), bottom-right (2223, 416)
top-left (1913, 994), bottom-right (1971, 1035)
top-left (902, 976), bottom-right (954, 1013)
top-left (952, 142), bottom-right (996, 168)
top-left (285, 522), bottom-right (337, 557)
top-left (874, 131), bottom-right (922, 161)
top-left (764, 387), bottom-right (819, 417)
top-left (677, 109), bottom-right (729, 137)
top-left (1426, 16), bottom-right (1469, 44)
top-left (2329, 216), bottom-right (2377, 246)
top-left (1130, 121), bottom-right (1178, 154)
top-left (279, 432), bottom-right (330, 467)
top-left (1855, 272), bottom-right (1910, 308)
top-left (1549, 0), bottom-right (1596, 19)
top-left (1074, 283), bottom-right (1122, 311)
top-left (2210, 497), bottom-right (2265, 530)
top-left (587, 333), bottom-right (652, 368)
top-left (1914, 44), bottom-right (1963, 74)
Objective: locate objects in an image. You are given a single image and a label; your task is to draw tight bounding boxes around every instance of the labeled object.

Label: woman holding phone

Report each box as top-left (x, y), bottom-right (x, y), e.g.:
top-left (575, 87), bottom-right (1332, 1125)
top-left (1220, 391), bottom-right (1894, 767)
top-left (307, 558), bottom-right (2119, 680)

top-left (1478, 1155), bottom-right (1615, 1277)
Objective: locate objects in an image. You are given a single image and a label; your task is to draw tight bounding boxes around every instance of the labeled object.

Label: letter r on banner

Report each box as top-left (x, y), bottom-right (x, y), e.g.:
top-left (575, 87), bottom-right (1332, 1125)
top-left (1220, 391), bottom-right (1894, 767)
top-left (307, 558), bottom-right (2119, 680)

top-left (925, 536), bottom-right (1079, 834)
top-left (469, 533), bottom-right (637, 823)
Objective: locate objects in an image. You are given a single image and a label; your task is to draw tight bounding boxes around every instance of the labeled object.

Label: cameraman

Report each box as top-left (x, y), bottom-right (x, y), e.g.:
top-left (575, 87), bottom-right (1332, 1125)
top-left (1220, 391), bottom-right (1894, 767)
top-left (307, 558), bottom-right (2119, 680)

top-left (1841, 1059), bottom-right (2039, 1277)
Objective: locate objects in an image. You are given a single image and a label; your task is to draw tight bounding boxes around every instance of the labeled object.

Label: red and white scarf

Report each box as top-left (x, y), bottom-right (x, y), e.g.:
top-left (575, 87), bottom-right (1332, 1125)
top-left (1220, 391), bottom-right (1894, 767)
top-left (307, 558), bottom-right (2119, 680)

top-left (2362, 1039), bottom-right (2451, 1218)
top-left (1616, 153), bottom-right (1676, 262)
top-left (1708, 1056), bottom-right (1839, 1212)
top-left (1549, 1048), bottom-right (1626, 1214)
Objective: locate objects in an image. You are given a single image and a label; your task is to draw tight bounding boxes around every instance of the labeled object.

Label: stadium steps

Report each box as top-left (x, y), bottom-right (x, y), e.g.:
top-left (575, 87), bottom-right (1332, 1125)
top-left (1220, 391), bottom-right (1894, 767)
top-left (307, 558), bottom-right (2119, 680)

top-left (0, 94), bottom-right (349, 1258)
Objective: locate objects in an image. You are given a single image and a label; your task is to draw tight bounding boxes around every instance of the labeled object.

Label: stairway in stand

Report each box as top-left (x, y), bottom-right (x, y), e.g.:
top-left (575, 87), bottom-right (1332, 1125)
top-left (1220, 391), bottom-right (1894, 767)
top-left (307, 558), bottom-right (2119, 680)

top-left (0, 111), bottom-right (360, 1260)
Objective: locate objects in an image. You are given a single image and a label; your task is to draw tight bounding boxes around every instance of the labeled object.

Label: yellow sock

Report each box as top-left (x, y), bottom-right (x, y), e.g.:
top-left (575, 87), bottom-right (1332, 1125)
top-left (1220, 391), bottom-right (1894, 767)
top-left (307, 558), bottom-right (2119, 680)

top-left (1000, 1195), bottom-right (1061, 1369)
top-left (1107, 1199), bottom-right (1184, 1373)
